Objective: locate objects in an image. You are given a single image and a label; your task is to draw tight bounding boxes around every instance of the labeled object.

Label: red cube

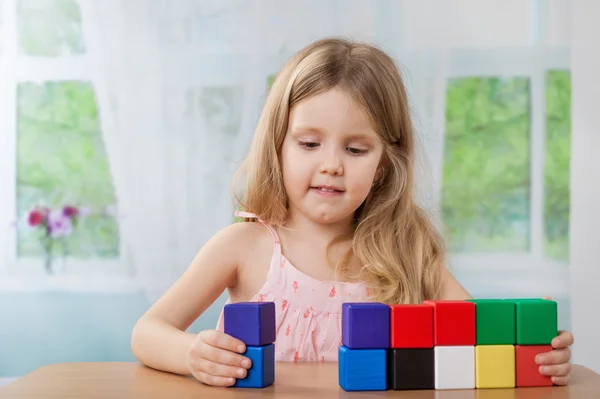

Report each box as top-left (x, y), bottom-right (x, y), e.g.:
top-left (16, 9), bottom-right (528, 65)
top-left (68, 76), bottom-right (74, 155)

top-left (390, 304), bottom-right (433, 348)
top-left (423, 300), bottom-right (475, 346)
top-left (516, 345), bottom-right (554, 387)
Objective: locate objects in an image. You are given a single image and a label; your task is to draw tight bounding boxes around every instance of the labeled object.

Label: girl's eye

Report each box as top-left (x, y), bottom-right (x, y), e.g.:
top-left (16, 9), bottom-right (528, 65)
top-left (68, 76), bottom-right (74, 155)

top-left (299, 141), bottom-right (319, 149)
top-left (347, 147), bottom-right (367, 155)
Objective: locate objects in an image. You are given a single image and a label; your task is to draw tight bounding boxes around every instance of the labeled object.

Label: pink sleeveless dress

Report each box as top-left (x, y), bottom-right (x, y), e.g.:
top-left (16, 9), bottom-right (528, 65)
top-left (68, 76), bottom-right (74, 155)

top-left (215, 211), bottom-right (369, 362)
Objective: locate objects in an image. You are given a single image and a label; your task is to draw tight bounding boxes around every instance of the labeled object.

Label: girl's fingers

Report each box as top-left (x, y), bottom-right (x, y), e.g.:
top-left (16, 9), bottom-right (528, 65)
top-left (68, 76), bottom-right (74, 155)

top-left (199, 329), bottom-right (246, 353)
top-left (551, 375), bottom-right (570, 386)
top-left (195, 370), bottom-right (237, 387)
top-left (552, 330), bottom-right (575, 348)
top-left (540, 362), bottom-right (572, 377)
top-left (537, 347), bottom-right (571, 365)
top-left (200, 341), bottom-right (252, 369)
top-left (192, 357), bottom-right (247, 379)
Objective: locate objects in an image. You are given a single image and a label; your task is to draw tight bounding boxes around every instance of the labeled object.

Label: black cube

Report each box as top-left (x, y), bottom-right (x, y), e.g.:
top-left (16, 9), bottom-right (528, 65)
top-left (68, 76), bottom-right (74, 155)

top-left (388, 348), bottom-right (435, 390)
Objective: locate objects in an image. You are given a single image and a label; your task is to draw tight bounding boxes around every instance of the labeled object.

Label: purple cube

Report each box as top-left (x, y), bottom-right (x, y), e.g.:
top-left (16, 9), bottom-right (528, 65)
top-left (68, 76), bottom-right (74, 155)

top-left (224, 302), bottom-right (276, 346)
top-left (342, 302), bottom-right (390, 349)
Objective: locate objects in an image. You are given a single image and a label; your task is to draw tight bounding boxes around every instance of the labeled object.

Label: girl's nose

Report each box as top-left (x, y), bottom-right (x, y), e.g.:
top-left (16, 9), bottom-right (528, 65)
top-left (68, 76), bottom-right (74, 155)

top-left (319, 153), bottom-right (343, 176)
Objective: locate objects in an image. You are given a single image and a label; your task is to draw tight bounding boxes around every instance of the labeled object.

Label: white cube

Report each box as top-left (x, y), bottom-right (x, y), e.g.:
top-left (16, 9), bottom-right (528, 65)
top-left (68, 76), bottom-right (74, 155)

top-left (434, 346), bottom-right (475, 390)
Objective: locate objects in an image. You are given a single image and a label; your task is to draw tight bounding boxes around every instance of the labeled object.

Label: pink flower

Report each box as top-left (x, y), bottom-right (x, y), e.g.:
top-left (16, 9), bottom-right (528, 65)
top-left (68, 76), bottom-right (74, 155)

top-left (47, 210), bottom-right (73, 238)
top-left (28, 210), bottom-right (44, 226)
top-left (63, 206), bottom-right (79, 218)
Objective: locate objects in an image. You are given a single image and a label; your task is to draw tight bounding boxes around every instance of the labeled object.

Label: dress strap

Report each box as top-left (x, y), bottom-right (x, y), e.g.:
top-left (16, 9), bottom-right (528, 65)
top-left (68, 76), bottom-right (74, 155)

top-left (235, 210), bottom-right (281, 248)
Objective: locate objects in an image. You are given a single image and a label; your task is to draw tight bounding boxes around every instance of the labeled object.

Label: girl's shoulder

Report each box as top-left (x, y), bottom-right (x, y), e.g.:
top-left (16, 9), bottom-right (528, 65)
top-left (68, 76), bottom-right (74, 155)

top-left (218, 219), bottom-right (275, 254)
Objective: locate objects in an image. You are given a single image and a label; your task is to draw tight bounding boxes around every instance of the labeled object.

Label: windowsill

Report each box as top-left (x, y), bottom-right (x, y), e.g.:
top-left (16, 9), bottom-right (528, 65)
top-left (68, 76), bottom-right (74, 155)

top-left (0, 254), bottom-right (570, 296)
top-left (0, 272), bottom-right (142, 293)
top-left (450, 262), bottom-right (570, 298)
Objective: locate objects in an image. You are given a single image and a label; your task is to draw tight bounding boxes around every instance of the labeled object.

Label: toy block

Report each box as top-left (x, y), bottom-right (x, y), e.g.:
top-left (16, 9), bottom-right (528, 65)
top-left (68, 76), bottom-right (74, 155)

top-left (388, 348), bottom-right (434, 390)
top-left (511, 299), bottom-right (558, 344)
top-left (468, 299), bottom-right (515, 344)
top-left (424, 300), bottom-right (475, 346)
top-left (233, 344), bottom-right (275, 388)
top-left (475, 345), bottom-right (515, 388)
top-left (516, 345), bottom-right (554, 387)
top-left (434, 346), bottom-right (475, 389)
top-left (390, 304), bottom-right (433, 348)
top-left (338, 345), bottom-right (387, 391)
top-left (342, 302), bottom-right (390, 349)
top-left (224, 302), bottom-right (276, 346)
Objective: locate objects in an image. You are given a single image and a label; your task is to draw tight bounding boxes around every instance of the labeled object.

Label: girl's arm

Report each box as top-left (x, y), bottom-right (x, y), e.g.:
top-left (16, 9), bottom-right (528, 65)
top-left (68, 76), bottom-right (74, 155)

top-left (438, 265), bottom-right (472, 300)
top-left (130, 222), bottom-right (250, 376)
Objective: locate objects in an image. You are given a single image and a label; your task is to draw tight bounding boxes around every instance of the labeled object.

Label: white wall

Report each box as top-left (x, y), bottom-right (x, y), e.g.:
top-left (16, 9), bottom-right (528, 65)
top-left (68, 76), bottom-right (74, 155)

top-left (569, 0), bottom-right (600, 374)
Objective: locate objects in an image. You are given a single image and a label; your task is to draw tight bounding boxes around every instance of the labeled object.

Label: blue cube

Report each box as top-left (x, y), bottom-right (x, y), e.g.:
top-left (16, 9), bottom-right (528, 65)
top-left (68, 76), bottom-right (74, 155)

top-left (338, 345), bottom-right (387, 391)
top-left (224, 302), bottom-right (276, 346)
top-left (233, 344), bottom-right (275, 388)
top-left (342, 302), bottom-right (390, 349)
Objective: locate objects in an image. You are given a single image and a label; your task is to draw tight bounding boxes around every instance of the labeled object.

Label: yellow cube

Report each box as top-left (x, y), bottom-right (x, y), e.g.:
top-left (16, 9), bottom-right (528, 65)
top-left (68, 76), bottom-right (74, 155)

top-left (475, 345), bottom-right (515, 388)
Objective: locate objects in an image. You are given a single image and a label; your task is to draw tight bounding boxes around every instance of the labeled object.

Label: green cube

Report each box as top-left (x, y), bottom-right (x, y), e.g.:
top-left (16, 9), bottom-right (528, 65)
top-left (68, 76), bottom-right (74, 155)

top-left (468, 299), bottom-right (515, 344)
top-left (510, 298), bottom-right (558, 345)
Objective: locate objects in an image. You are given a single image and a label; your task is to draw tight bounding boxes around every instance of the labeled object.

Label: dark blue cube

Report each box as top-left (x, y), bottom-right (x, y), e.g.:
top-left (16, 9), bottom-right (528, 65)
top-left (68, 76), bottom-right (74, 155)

top-left (342, 302), bottom-right (390, 349)
top-left (338, 345), bottom-right (387, 391)
top-left (233, 344), bottom-right (275, 388)
top-left (224, 302), bottom-right (276, 346)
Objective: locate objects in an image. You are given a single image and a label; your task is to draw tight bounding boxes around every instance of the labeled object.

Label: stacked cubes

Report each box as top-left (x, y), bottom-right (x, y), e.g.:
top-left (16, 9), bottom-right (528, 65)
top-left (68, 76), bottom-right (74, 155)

top-left (339, 303), bottom-right (390, 391)
top-left (428, 300), bottom-right (476, 389)
top-left (223, 302), bottom-right (276, 388)
top-left (338, 298), bottom-right (558, 391)
top-left (471, 299), bottom-right (558, 388)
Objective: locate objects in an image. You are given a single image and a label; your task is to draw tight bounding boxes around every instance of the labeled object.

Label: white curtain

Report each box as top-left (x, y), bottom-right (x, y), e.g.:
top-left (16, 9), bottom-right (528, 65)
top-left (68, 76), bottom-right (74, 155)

top-left (78, 0), bottom-right (422, 301)
top-left (80, 1), bottom-right (172, 300)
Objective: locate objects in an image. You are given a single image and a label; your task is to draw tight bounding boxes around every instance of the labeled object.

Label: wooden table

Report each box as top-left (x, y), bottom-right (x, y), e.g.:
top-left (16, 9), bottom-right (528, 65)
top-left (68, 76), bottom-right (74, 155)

top-left (1, 362), bottom-right (600, 398)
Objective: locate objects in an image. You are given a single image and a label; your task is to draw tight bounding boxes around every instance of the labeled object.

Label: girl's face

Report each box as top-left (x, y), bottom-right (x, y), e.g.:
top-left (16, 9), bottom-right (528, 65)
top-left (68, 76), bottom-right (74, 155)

top-left (280, 88), bottom-right (385, 227)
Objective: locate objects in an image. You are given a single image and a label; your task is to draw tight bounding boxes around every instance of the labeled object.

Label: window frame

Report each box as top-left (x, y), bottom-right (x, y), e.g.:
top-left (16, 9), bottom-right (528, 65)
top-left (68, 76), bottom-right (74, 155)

top-left (0, 0), bottom-right (128, 284)
top-left (440, 47), bottom-right (570, 292)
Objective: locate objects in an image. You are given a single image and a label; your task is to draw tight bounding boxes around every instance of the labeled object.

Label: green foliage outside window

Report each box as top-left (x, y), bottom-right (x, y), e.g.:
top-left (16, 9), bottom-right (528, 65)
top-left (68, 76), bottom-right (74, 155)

top-left (544, 70), bottom-right (571, 261)
top-left (442, 72), bottom-right (571, 262)
top-left (17, 81), bottom-right (120, 258)
top-left (443, 77), bottom-right (531, 253)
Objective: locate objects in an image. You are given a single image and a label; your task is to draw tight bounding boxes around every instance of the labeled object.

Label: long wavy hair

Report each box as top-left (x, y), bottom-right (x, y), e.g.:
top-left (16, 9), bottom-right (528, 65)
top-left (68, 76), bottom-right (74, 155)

top-left (232, 37), bottom-right (444, 304)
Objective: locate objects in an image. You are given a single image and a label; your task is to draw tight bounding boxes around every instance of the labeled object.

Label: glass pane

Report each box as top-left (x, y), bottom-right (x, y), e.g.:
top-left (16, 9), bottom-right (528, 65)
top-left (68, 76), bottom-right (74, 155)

top-left (442, 77), bottom-right (531, 253)
top-left (16, 81), bottom-right (119, 259)
top-left (544, 70), bottom-right (571, 262)
top-left (17, 0), bottom-right (85, 57)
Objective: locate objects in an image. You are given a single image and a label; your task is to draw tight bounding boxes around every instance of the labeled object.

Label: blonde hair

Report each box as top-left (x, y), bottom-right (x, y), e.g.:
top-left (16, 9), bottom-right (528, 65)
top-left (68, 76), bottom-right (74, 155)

top-left (233, 37), bottom-right (444, 304)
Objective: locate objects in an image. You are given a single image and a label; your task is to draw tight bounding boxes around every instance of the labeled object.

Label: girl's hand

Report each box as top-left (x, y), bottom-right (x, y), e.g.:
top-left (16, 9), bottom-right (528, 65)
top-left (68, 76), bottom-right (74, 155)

top-left (536, 329), bottom-right (574, 385)
top-left (537, 296), bottom-right (574, 385)
top-left (187, 329), bottom-right (252, 387)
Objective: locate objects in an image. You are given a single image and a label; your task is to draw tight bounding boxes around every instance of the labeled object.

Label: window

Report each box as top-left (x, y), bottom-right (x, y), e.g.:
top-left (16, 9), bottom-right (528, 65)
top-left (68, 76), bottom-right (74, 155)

top-left (0, 0), bottom-right (122, 278)
top-left (441, 51), bottom-right (571, 270)
top-left (443, 77), bottom-right (531, 253)
top-left (543, 70), bottom-right (570, 262)
top-left (16, 81), bottom-right (120, 260)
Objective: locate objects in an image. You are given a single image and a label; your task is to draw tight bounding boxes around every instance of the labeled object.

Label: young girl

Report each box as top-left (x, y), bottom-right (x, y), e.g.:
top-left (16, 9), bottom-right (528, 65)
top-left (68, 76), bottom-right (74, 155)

top-left (131, 37), bottom-right (574, 387)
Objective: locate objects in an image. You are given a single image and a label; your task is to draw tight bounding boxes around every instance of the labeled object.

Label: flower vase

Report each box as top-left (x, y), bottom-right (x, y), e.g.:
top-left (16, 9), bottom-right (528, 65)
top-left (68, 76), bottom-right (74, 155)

top-left (44, 254), bottom-right (53, 274)
top-left (43, 236), bottom-right (54, 274)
